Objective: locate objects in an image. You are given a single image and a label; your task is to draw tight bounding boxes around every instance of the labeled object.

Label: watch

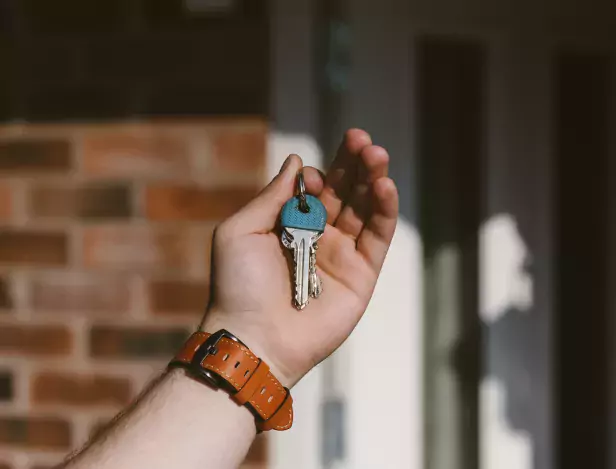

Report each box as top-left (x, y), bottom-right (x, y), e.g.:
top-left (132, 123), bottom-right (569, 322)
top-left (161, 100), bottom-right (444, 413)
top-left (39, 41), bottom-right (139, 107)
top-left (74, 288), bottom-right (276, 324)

top-left (168, 329), bottom-right (293, 432)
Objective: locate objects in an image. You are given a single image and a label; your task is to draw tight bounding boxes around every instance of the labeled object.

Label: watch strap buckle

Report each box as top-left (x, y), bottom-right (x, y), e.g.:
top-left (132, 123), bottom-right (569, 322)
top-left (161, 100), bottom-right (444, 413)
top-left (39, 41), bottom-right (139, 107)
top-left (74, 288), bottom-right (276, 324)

top-left (189, 329), bottom-right (243, 388)
top-left (169, 329), bottom-right (293, 431)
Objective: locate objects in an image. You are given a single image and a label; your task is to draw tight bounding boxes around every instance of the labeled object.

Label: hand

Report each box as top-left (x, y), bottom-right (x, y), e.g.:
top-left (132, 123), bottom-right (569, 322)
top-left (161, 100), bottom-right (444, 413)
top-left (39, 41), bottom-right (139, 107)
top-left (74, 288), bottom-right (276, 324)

top-left (202, 129), bottom-right (399, 387)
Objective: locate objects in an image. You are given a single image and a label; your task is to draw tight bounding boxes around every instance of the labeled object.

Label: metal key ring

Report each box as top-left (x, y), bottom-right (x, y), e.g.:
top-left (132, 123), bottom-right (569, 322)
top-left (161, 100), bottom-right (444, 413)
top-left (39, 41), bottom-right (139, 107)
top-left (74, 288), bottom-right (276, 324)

top-left (297, 170), bottom-right (310, 213)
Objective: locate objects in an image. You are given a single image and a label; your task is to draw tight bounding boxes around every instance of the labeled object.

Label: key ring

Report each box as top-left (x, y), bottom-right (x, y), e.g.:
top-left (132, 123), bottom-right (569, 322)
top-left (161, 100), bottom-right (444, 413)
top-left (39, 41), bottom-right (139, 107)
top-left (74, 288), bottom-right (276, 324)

top-left (297, 170), bottom-right (310, 213)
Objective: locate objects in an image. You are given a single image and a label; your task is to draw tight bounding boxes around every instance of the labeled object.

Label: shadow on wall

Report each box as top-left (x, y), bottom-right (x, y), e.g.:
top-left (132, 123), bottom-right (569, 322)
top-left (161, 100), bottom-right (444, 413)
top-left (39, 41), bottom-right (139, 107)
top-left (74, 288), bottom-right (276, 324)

top-left (480, 214), bottom-right (535, 469)
top-left (443, 212), bottom-right (546, 469)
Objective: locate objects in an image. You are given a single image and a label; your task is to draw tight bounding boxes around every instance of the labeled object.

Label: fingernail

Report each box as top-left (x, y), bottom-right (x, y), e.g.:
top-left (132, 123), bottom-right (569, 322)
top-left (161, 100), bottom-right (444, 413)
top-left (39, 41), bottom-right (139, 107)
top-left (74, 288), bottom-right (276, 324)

top-left (279, 155), bottom-right (292, 174)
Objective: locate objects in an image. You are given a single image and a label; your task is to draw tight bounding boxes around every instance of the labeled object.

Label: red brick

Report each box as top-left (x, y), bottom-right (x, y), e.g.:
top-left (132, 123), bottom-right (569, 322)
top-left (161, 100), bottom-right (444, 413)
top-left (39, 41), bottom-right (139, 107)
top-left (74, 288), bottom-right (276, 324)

top-left (212, 128), bottom-right (266, 172)
top-left (145, 185), bottom-right (256, 221)
top-left (82, 226), bottom-right (192, 272)
top-left (0, 231), bottom-right (67, 266)
top-left (148, 280), bottom-right (208, 315)
top-left (90, 326), bottom-right (189, 359)
top-left (0, 276), bottom-right (12, 309)
top-left (31, 372), bottom-right (131, 407)
top-left (0, 184), bottom-right (11, 221)
top-left (27, 85), bottom-right (129, 121)
top-left (82, 131), bottom-right (191, 178)
top-left (31, 273), bottom-right (131, 314)
top-left (0, 140), bottom-right (71, 173)
top-left (0, 372), bottom-right (12, 401)
top-left (0, 324), bottom-right (72, 356)
top-left (29, 183), bottom-right (132, 219)
top-left (145, 85), bottom-right (265, 115)
top-left (0, 416), bottom-right (71, 450)
top-left (23, 1), bottom-right (123, 35)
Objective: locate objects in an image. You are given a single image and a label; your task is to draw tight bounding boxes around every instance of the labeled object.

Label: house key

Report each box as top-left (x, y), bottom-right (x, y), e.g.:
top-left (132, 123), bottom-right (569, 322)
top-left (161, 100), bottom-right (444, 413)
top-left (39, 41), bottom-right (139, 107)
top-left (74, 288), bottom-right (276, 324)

top-left (281, 171), bottom-right (327, 310)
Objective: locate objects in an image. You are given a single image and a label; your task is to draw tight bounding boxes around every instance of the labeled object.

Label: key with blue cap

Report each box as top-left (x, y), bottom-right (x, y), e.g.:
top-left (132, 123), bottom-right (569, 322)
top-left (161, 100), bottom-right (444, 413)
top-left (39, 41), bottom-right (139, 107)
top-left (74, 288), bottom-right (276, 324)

top-left (281, 172), bottom-right (327, 310)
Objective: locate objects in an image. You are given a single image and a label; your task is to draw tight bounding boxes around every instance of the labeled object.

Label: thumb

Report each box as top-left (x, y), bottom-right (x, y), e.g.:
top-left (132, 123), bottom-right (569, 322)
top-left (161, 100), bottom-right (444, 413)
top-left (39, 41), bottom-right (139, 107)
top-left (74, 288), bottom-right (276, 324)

top-left (230, 154), bottom-right (303, 235)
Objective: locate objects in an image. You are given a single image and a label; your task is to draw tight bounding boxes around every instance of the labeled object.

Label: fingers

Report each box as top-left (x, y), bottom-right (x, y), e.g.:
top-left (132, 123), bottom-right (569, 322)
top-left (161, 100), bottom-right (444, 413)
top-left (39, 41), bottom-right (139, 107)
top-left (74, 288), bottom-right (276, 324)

top-left (334, 145), bottom-right (389, 239)
top-left (223, 154), bottom-right (302, 235)
top-left (320, 129), bottom-right (372, 224)
top-left (356, 177), bottom-right (399, 271)
top-left (302, 166), bottom-right (325, 196)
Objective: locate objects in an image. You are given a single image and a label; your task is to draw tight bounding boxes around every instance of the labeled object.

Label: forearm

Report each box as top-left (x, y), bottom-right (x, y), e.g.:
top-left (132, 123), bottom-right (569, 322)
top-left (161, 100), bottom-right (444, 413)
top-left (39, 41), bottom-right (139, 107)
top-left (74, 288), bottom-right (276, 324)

top-left (58, 129), bottom-right (398, 468)
top-left (63, 368), bottom-right (256, 469)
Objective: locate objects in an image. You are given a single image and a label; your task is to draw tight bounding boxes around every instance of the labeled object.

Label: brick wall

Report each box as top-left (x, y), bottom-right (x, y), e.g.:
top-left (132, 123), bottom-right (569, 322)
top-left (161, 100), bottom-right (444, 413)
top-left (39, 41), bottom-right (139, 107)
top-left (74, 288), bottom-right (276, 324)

top-left (0, 0), bottom-right (268, 121)
top-left (0, 119), bottom-right (268, 468)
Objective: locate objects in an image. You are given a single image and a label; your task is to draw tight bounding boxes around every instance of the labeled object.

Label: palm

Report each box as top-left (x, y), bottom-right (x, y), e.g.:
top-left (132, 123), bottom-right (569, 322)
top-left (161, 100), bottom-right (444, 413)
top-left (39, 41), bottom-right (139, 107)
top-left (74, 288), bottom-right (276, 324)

top-left (204, 130), bottom-right (398, 386)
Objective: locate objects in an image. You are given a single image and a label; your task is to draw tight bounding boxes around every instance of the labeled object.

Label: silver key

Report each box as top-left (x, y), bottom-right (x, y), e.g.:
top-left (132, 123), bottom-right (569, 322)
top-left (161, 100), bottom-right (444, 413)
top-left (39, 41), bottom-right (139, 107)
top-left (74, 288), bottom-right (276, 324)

top-left (280, 170), bottom-right (327, 310)
top-left (282, 228), bottom-right (320, 309)
top-left (309, 242), bottom-right (322, 298)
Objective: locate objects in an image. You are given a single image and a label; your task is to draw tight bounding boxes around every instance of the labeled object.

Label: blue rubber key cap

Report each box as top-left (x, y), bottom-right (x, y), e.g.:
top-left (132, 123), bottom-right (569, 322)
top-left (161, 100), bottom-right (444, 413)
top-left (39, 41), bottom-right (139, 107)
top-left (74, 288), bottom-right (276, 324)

top-left (280, 175), bottom-right (327, 310)
top-left (280, 194), bottom-right (327, 232)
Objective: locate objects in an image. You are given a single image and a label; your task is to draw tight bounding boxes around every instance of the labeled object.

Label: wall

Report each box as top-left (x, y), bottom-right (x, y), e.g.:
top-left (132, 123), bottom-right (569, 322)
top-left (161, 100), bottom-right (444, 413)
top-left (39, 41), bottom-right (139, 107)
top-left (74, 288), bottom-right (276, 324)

top-left (342, 1), bottom-right (616, 468)
top-left (0, 0), bottom-right (268, 121)
top-left (0, 2), bottom-right (271, 466)
top-left (345, 0), bottom-right (421, 467)
top-left (0, 119), bottom-right (268, 469)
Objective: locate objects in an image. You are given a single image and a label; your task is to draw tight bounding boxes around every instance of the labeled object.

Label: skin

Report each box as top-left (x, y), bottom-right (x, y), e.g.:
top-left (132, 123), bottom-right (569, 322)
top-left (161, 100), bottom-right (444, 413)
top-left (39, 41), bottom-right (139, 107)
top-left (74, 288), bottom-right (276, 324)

top-left (62, 129), bottom-right (399, 469)
top-left (204, 128), bottom-right (398, 387)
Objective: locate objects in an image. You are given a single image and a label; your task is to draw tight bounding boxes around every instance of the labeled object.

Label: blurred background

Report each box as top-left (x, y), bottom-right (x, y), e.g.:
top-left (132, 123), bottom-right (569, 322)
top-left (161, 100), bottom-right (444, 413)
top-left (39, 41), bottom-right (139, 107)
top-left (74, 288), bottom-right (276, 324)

top-left (0, 0), bottom-right (615, 468)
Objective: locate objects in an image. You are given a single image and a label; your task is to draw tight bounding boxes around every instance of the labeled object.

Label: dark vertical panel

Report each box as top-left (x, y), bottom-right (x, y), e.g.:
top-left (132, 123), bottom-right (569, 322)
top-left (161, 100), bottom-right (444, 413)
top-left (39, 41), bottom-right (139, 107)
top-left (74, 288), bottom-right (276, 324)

top-left (315, 0), bottom-right (347, 160)
top-left (418, 37), bottom-right (485, 469)
top-left (555, 52), bottom-right (610, 469)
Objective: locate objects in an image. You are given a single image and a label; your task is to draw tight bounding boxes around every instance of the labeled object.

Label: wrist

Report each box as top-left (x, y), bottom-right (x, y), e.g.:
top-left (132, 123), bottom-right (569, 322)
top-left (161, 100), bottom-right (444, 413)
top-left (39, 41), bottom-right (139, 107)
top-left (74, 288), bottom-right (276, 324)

top-left (201, 313), bottom-right (299, 388)
top-left (166, 367), bottom-right (257, 434)
top-left (170, 327), bottom-right (296, 432)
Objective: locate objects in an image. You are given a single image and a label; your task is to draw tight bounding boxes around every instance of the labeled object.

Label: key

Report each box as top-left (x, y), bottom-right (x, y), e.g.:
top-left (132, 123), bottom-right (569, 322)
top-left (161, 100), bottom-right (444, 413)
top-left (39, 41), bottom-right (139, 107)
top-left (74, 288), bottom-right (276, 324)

top-left (280, 174), bottom-right (327, 310)
top-left (282, 229), bottom-right (323, 301)
top-left (309, 243), bottom-right (322, 298)
top-left (282, 227), bottom-right (319, 309)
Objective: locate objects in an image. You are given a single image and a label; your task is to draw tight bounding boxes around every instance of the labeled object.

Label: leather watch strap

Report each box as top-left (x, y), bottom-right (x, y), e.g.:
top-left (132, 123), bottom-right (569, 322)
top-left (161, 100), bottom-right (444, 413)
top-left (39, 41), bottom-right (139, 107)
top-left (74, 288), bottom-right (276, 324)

top-left (169, 331), bottom-right (293, 432)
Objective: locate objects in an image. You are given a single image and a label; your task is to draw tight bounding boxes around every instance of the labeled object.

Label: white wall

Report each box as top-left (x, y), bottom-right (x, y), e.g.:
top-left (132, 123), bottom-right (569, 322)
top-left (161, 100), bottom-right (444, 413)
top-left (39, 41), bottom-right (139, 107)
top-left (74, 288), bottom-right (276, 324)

top-left (345, 1), bottom-right (423, 468)
top-left (270, 2), bottom-right (616, 469)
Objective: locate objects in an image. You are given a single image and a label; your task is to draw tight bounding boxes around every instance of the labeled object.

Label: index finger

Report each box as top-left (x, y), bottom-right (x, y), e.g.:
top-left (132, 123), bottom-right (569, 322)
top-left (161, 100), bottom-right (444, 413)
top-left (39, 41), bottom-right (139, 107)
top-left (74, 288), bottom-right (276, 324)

top-left (320, 129), bottom-right (372, 224)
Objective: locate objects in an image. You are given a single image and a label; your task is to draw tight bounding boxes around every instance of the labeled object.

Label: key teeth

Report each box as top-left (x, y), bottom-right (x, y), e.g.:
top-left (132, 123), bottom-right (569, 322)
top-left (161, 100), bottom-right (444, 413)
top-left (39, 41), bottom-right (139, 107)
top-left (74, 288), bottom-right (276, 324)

top-left (310, 277), bottom-right (323, 298)
top-left (294, 269), bottom-right (307, 310)
top-left (281, 227), bottom-right (322, 310)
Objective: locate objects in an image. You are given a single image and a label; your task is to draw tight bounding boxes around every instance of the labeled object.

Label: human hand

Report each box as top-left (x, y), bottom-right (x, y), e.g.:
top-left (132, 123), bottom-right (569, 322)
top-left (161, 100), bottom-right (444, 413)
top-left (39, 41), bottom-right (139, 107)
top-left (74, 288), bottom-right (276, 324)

top-left (202, 129), bottom-right (399, 387)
